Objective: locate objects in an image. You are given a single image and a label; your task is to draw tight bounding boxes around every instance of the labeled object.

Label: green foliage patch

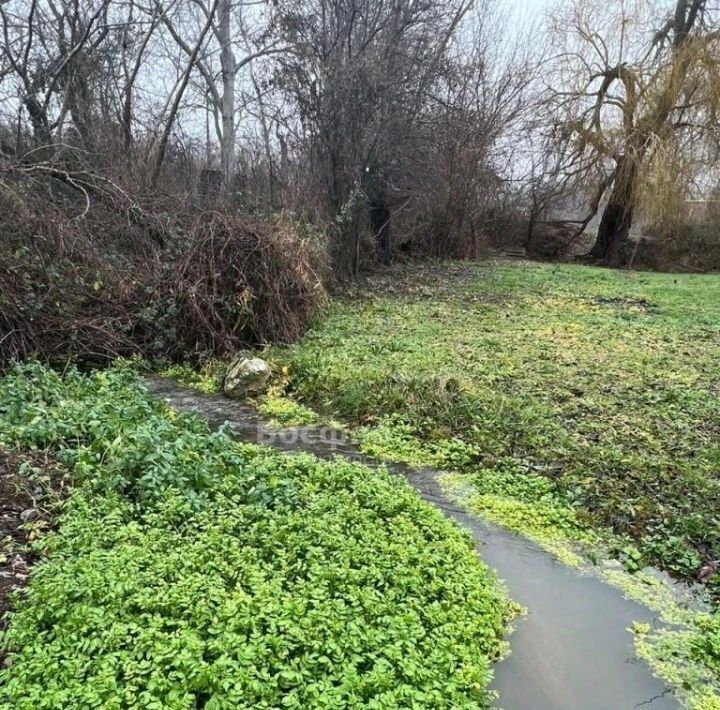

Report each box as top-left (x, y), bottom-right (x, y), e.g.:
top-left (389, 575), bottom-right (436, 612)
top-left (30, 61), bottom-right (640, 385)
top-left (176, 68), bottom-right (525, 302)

top-left (158, 361), bottom-right (227, 394)
top-left (0, 363), bottom-right (512, 709)
top-left (267, 261), bottom-right (720, 588)
top-left (264, 260), bottom-right (720, 705)
top-left (256, 394), bottom-right (321, 427)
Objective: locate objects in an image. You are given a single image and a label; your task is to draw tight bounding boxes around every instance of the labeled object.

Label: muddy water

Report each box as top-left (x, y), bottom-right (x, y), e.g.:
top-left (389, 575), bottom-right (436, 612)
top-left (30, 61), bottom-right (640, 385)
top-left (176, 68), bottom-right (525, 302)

top-left (144, 377), bottom-right (678, 710)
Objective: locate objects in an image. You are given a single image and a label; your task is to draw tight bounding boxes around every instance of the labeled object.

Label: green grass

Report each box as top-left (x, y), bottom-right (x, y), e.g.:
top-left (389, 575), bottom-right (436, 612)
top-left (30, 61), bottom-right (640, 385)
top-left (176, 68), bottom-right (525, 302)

top-left (261, 260), bottom-right (720, 706)
top-left (267, 261), bottom-right (720, 586)
top-left (0, 363), bottom-right (513, 709)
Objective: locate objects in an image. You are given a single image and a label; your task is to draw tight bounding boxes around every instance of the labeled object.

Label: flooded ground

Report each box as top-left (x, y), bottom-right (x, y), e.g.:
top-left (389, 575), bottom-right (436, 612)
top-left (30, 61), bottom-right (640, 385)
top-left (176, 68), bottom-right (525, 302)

top-left (144, 377), bottom-right (678, 709)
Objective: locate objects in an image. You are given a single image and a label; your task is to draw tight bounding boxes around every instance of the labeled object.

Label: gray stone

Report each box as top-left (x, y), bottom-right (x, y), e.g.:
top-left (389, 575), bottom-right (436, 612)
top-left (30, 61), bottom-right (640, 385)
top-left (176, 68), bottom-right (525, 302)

top-left (223, 357), bottom-right (271, 399)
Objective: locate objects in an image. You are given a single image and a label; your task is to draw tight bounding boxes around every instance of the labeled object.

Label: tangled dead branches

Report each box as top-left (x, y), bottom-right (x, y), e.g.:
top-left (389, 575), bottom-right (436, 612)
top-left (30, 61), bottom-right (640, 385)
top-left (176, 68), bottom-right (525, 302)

top-left (156, 213), bottom-right (327, 358)
top-left (0, 174), bottom-right (326, 367)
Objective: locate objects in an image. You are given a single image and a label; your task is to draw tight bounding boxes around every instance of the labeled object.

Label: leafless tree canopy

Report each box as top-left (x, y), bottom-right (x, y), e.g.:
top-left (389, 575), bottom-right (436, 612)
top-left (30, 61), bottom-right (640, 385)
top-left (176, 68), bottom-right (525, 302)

top-left (0, 0), bottom-right (536, 271)
top-left (540, 0), bottom-right (720, 266)
top-left (1, 0), bottom-right (718, 298)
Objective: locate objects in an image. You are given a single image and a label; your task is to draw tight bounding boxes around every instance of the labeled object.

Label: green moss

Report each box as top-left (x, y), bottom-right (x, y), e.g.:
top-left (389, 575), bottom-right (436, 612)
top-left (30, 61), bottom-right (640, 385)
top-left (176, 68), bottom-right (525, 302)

top-left (256, 393), bottom-right (320, 427)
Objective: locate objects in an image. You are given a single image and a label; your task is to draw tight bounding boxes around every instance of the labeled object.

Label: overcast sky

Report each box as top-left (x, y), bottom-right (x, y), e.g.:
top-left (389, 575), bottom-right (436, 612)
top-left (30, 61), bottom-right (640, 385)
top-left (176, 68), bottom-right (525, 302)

top-left (507, 0), bottom-right (552, 21)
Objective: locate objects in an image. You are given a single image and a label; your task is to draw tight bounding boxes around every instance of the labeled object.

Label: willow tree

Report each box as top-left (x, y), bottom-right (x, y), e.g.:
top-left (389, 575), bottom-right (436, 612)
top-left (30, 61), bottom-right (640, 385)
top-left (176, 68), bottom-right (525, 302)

top-left (546, 0), bottom-right (720, 265)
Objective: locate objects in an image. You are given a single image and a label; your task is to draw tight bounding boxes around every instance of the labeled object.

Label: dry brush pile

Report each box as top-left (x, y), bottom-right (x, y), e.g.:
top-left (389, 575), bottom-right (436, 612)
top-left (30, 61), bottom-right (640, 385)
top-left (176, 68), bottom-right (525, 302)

top-left (0, 172), bottom-right (326, 367)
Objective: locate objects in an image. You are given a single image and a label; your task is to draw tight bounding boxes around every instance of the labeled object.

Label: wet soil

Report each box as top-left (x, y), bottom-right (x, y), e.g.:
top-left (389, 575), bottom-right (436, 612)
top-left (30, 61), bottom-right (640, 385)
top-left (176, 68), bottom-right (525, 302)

top-left (144, 377), bottom-right (679, 710)
top-left (0, 449), bottom-right (67, 662)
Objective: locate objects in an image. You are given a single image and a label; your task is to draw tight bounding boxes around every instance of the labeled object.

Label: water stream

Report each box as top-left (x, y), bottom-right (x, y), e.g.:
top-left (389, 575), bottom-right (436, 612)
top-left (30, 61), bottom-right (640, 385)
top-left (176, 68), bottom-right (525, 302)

top-left (144, 377), bottom-right (678, 709)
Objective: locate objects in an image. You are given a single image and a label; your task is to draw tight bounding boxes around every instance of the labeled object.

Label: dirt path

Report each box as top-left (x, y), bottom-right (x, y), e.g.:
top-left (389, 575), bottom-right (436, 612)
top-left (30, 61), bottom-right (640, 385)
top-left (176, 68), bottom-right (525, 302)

top-left (144, 377), bottom-right (678, 710)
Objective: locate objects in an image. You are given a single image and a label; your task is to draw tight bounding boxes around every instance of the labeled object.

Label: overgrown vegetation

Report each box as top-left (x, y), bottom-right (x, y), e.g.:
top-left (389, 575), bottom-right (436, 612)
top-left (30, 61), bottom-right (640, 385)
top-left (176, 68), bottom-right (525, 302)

top-left (438, 467), bottom-right (720, 708)
top-left (0, 448), bottom-right (67, 632)
top-left (253, 259), bottom-right (720, 705)
top-left (0, 187), bottom-right (325, 366)
top-left (0, 363), bottom-right (513, 708)
top-left (267, 261), bottom-right (720, 590)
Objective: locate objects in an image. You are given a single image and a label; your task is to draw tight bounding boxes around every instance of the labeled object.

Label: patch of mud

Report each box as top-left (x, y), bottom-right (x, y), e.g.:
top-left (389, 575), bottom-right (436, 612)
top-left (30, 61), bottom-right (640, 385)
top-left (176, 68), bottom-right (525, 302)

top-left (592, 295), bottom-right (658, 312)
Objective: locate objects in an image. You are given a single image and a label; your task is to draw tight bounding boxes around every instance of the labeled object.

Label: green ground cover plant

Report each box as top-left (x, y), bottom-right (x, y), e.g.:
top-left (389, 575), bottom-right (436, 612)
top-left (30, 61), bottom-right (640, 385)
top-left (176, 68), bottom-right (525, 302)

top-left (158, 361), bottom-right (227, 394)
top-left (260, 260), bottom-right (720, 706)
top-left (0, 363), bottom-right (512, 709)
top-left (268, 261), bottom-right (720, 588)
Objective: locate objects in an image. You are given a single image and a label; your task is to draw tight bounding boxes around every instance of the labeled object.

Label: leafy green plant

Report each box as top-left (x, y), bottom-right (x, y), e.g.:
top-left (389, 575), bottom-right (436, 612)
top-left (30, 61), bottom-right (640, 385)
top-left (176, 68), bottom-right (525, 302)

top-left (0, 362), bottom-right (288, 511)
top-left (693, 616), bottom-right (720, 676)
top-left (261, 261), bottom-right (720, 705)
top-left (158, 361), bottom-right (227, 394)
top-left (0, 363), bottom-right (513, 709)
top-left (256, 394), bottom-right (319, 427)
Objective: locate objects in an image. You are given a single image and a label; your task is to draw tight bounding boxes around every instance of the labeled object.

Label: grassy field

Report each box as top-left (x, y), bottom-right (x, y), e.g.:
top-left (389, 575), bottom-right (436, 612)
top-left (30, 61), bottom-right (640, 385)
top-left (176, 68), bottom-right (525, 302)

top-left (4, 260), bottom-right (717, 707)
top-left (0, 364), bottom-right (512, 709)
top-left (267, 261), bottom-right (720, 587)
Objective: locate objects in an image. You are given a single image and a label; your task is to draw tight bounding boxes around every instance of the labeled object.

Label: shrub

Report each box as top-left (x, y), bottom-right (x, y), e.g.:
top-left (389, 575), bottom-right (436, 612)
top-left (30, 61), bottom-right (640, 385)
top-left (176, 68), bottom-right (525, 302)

top-left (0, 188), bottom-right (149, 366)
top-left (634, 219), bottom-right (720, 272)
top-left (157, 213), bottom-right (326, 357)
top-left (0, 181), bottom-right (326, 367)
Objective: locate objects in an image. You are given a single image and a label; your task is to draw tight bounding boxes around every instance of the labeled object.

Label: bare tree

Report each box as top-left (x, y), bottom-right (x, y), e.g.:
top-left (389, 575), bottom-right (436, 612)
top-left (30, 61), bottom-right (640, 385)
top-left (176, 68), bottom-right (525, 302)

top-left (151, 0), bottom-right (220, 187)
top-left (273, 0), bottom-right (531, 271)
top-left (161, 0), bottom-right (284, 192)
top-left (543, 0), bottom-right (720, 265)
top-left (0, 0), bottom-right (539, 271)
top-left (1, 0), bottom-right (113, 151)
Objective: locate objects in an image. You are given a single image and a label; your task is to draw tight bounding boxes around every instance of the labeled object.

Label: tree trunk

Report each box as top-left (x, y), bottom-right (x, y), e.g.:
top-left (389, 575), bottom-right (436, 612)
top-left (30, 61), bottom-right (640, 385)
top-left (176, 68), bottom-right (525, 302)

top-left (151, 0), bottom-right (218, 189)
top-left (588, 153), bottom-right (637, 266)
top-left (369, 194), bottom-right (391, 264)
top-left (25, 95), bottom-right (52, 145)
top-left (251, 69), bottom-right (276, 208)
top-left (218, 0), bottom-right (235, 192)
top-left (592, 200), bottom-right (634, 266)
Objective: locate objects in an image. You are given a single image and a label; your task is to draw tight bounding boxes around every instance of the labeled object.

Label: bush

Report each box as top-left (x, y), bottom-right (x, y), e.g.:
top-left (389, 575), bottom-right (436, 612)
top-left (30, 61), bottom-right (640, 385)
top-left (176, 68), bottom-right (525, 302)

top-left (0, 187), bottom-right (148, 365)
top-left (157, 213), bottom-right (326, 357)
top-left (634, 219), bottom-right (720, 272)
top-left (0, 179), bottom-right (326, 367)
top-left (525, 222), bottom-right (579, 258)
top-left (0, 364), bottom-right (512, 708)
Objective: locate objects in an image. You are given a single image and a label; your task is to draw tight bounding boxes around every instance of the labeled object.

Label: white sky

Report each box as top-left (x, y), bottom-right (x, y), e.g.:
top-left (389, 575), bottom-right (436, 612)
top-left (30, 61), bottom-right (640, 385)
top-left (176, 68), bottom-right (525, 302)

top-left (506, 0), bottom-right (552, 21)
top-left (509, 0), bottom-right (552, 10)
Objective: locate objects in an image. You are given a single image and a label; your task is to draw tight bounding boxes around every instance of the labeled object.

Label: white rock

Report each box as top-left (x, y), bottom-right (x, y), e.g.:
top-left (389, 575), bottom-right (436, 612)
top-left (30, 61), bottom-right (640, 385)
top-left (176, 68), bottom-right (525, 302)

top-left (223, 357), bottom-right (271, 399)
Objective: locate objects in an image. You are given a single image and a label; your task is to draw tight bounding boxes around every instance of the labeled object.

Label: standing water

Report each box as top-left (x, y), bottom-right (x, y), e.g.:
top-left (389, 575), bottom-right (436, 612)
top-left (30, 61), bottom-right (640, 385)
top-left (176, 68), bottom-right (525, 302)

top-left (144, 377), bottom-right (678, 709)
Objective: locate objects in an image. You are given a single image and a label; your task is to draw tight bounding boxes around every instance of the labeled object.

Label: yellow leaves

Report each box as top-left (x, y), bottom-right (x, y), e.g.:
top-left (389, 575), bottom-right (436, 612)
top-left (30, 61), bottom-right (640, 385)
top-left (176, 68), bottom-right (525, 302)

top-left (631, 621), bottom-right (651, 636)
top-left (27, 519), bottom-right (49, 542)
